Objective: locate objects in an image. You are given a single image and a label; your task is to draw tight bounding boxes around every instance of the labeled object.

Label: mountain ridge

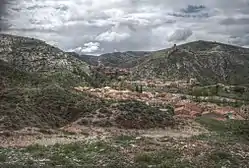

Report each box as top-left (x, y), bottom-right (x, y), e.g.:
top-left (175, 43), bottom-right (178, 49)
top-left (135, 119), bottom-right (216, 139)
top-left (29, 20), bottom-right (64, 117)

top-left (75, 51), bottom-right (151, 68)
top-left (131, 40), bottom-right (249, 85)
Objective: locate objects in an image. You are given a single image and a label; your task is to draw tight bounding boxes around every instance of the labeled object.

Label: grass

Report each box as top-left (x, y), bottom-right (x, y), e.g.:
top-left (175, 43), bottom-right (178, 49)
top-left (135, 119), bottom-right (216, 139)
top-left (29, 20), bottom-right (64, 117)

top-left (0, 83), bottom-right (110, 130)
top-left (114, 135), bottom-right (136, 147)
top-left (0, 60), bottom-right (119, 130)
top-left (1, 132), bottom-right (249, 168)
top-left (190, 85), bottom-right (249, 107)
top-left (0, 141), bottom-right (122, 167)
top-left (134, 150), bottom-right (193, 168)
top-left (115, 100), bottom-right (175, 129)
top-left (209, 150), bottom-right (239, 165)
top-left (0, 152), bottom-right (7, 162)
top-left (195, 117), bottom-right (249, 142)
top-left (0, 142), bottom-right (193, 168)
top-left (0, 60), bottom-right (102, 130)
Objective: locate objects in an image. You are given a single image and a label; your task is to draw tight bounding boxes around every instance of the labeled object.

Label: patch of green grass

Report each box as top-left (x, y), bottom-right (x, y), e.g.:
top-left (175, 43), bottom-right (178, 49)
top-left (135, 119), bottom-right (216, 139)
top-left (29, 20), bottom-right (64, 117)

top-left (0, 141), bottom-right (128, 167)
top-left (209, 150), bottom-right (237, 163)
top-left (1, 137), bottom-right (249, 168)
top-left (195, 117), bottom-right (228, 132)
top-left (134, 150), bottom-right (192, 168)
top-left (202, 150), bottom-right (243, 168)
top-left (195, 117), bottom-right (249, 142)
top-left (25, 144), bottom-right (46, 153)
top-left (135, 152), bottom-right (153, 163)
top-left (192, 97), bottom-right (247, 108)
top-left (115, 100), bottom-right (174, 129)
top-left (0, 152), bottom-right (7, 162)
top-left (114, 135), bottom-right (135, 147)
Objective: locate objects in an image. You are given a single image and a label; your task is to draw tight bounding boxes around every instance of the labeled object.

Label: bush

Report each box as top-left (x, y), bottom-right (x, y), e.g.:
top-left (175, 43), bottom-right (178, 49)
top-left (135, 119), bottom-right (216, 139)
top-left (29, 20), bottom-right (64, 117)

top-left (115, 100), bottom-right (174, 129)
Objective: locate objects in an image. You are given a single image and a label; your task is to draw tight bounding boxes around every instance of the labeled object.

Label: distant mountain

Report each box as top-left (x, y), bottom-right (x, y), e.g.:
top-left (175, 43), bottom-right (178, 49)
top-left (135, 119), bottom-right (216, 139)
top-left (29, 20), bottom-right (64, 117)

top-left (66, 52), bottom-right (98, 67)
top-left (77, 51), bottom-right (151, 68)
top-left (132, 40), bottom-right (249, 85)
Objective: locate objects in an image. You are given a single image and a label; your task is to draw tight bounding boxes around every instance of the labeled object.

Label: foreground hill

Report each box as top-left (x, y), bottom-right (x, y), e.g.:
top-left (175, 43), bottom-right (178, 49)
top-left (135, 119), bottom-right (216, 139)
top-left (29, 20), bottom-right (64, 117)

top-left (132, 41), bottom-right (249, 85)
top-left (76, 51), bottom-right (151, 68)
top-left (0, 34), bottom-right (94, 130)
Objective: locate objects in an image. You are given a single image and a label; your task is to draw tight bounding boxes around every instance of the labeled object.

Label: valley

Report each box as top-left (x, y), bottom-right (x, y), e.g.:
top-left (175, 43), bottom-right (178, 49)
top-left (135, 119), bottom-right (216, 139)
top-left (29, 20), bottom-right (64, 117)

top-left (0, 34), bottom-right (248, 167)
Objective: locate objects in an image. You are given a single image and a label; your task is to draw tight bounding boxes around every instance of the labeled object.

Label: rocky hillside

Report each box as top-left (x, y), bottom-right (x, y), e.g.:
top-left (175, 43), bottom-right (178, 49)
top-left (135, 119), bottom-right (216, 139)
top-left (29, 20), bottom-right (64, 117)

top-left (0, 34), bottom-right (95, 130)
top-left (0, 59), bottom-right (102, 130)
top-left (0, 34), bottom-right (90, 74)
top-left (132, 41), bottom-right (249, 85)
top-left (77, 51), bottom-right (151, 68)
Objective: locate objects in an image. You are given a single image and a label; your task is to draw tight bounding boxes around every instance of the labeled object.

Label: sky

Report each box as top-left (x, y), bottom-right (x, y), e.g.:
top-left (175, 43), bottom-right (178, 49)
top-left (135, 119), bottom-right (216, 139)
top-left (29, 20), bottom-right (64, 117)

top-left (0, 0), bottom-right (249, 55)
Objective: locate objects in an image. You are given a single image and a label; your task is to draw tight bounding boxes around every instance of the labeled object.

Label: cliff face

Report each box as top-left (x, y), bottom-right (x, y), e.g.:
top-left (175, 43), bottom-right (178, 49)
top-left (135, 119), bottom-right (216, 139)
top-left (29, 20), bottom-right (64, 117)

top-left (0, 34), bottom-right (90, 74)
top-left (132, 41), bottom-right (249, 85)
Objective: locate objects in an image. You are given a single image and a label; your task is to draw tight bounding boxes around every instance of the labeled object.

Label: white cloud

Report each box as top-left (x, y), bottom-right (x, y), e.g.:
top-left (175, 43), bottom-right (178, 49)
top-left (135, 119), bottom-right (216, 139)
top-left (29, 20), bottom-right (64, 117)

top-left (96, 31), bottom-right (130, 42)
top-left (68, 42), bottom-right (100, 53)
top-left (1, 0), bottom-right (249, 54)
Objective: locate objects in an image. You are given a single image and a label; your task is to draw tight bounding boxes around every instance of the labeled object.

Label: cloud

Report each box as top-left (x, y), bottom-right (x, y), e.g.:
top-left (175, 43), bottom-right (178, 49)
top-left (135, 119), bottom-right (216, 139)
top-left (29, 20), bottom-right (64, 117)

top-left (68, 42), bottom-right (100, 53)
top-left (230, 35), bottom-right (249, 46)
top-left (168, 4), bottom-right (213, 18)
top-left (220, 17), bottom-right (249, 25)
top-left (96, 31), bottom-right (130, 42)
top-left (0, 0), bottom-right (8, 31)
top-left (1, 0), bottom-right (249, 55)
top-left (180, 5), bottom-right (206, 14)
top-left (168, 28), bottom-right (193, 42)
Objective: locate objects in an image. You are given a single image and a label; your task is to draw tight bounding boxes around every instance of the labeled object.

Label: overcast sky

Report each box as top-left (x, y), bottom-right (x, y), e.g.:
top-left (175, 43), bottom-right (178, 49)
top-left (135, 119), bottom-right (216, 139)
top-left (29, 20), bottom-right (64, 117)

top-left (1, 0), bottom-right (249, 55)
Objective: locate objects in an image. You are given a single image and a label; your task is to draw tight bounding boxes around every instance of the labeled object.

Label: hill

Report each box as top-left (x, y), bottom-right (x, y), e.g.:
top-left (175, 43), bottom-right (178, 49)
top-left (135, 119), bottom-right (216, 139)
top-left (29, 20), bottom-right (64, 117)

top-left (132, 40), bottom-right (249, 85)
top-left (0, 60), bottom-right (174, 130)
top-left (0, 34), bottom-right (90, 74)
top-left (0, 34), bottom-right (96, 130)
top-left (77, 51), bottom-right (151, 68)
